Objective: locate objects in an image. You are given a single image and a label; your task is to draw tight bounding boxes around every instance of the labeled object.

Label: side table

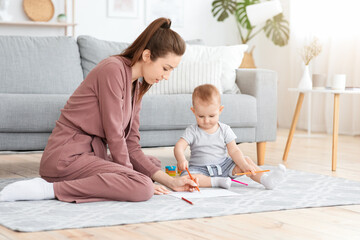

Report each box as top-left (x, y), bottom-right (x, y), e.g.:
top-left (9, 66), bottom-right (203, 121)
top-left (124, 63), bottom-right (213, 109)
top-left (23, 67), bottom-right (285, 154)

top-left (283, 88), bottom-right (360, 171)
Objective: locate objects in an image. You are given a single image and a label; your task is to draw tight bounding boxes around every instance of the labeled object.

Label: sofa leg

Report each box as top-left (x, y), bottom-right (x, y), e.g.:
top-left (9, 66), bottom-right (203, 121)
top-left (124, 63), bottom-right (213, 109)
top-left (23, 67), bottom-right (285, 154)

top-left (256, 142), bottom-right (266, 166)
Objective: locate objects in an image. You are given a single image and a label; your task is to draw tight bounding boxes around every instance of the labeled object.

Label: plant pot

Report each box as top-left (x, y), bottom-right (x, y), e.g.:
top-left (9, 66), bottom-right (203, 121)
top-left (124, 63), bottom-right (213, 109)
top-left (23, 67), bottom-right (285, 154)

top-left (239, 46), bottom-right (256, 69)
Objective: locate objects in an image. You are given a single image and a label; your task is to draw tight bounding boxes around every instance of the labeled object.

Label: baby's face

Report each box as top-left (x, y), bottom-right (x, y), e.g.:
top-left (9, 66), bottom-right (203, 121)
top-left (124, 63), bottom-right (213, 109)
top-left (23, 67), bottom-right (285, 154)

top-left (191, 100), bottom-right (223, 131)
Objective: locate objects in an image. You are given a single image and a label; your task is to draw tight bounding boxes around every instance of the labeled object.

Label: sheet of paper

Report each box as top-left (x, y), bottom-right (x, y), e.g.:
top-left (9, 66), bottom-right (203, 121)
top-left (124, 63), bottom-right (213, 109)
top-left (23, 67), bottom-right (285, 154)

top-left (168, 188), bottom-right (240, 200)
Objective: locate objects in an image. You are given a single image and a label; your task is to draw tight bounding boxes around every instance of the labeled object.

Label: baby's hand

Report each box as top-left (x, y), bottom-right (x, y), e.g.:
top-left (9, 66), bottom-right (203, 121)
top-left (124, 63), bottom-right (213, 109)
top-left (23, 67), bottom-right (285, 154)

top-left (177, 159), bottom-right (189, 171)
top-left (238, 159), bottom-right (257, 176)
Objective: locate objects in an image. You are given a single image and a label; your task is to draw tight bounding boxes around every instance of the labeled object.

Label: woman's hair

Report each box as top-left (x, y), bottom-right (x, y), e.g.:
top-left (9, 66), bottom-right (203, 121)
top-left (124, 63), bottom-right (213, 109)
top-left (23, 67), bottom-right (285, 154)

top-left (192, 84), bottom-right (221, 107)
top-left (120, 17), bottom-right (186, 102)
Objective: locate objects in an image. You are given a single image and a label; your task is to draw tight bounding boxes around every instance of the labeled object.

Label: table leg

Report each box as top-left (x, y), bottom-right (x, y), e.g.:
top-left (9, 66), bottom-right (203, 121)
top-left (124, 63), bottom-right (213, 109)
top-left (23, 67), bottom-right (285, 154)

top-left (307, 93), bottom-right (311, 135)
top-left (332, 93), bottom-right (340, 171)
top-left (283, 93), bottom-right (305, 161)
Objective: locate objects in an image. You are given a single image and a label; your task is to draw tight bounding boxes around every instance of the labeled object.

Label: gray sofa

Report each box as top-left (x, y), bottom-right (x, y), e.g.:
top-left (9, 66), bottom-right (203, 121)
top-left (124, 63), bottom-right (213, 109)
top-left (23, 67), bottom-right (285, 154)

top-left (0, 35), bottom-right (277, 165)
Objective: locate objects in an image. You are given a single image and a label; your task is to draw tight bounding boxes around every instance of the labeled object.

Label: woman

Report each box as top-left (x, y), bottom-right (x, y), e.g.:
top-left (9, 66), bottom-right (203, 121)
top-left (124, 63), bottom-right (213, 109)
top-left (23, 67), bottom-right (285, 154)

top-left (0, 18), bottom-right (199, 203)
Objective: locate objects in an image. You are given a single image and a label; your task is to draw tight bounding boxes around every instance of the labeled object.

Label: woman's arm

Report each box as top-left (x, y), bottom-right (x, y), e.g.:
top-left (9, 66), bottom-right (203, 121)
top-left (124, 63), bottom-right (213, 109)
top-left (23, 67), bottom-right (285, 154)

top-left (98, 62), bottom-right (132, 169)
top-left (126, 94), bottom-right (162, 178)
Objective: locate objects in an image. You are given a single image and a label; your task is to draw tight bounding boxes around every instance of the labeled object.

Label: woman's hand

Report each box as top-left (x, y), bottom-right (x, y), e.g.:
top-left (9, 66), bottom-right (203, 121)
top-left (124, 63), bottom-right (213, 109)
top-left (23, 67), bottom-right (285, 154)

top-left (177, 159), bottom-right (189, 172)
top-left (169, 175), bottom-right (199, 192)
top-left (151, 170), bottom-right (199, 193)
top-left (153, 183), bottom-right (170, 195)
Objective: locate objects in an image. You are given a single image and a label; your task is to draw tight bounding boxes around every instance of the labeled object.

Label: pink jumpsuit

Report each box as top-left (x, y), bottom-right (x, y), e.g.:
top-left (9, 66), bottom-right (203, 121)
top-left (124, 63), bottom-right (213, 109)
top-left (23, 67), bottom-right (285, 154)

top-left (39, 56), bottom-right (161, 203)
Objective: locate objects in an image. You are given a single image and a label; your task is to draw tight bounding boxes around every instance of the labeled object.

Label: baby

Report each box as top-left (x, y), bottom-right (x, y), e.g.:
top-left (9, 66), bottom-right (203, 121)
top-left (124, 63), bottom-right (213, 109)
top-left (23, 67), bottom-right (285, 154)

top-left (174, 84), bottom-right (286, 189)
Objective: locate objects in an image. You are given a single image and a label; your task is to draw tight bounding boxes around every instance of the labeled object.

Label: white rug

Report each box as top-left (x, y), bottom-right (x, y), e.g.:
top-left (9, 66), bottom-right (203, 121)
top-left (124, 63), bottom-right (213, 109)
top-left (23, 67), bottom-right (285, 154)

top-left (0, 165), bottom-right (360, 232)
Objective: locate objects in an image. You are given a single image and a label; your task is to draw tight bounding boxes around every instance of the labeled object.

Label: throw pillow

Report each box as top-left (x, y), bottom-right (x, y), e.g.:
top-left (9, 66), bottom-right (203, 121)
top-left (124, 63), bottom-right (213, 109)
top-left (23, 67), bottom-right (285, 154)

top-left (181, 44), bottom-right (248, 94)
top-left (147, 61), bottom-right (222, 95)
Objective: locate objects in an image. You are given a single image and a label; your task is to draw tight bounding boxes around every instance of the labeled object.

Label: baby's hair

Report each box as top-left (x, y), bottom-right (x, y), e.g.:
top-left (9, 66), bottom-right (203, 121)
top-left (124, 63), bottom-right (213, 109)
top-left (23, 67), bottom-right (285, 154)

top-left (192, 84), bottom-right (221, 106)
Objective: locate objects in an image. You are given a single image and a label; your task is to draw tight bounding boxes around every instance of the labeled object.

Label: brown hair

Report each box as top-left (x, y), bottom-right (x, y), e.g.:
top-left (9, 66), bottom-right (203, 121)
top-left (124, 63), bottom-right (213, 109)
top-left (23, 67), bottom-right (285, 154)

top-left (120, 18), bottom-right (186, 102)
top-left (192, 84), bottom-right (221, 106)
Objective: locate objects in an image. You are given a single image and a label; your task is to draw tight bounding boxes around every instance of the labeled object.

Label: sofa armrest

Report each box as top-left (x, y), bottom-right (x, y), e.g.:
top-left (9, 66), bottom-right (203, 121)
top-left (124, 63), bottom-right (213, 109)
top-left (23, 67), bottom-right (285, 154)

top-left (235, 69), bottom-right (277, 142)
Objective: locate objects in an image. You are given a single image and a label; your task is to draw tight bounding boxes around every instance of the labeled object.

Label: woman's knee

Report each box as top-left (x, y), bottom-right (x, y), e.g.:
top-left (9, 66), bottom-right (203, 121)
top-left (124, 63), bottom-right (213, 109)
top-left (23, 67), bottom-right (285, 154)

top-left (127, 175), bottom-right (154, 202)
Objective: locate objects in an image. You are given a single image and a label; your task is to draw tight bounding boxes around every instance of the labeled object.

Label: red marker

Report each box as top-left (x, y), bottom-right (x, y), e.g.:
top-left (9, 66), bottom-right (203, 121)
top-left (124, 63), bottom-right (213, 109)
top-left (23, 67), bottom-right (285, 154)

top-left (181, 197), bottom-right (193, 205)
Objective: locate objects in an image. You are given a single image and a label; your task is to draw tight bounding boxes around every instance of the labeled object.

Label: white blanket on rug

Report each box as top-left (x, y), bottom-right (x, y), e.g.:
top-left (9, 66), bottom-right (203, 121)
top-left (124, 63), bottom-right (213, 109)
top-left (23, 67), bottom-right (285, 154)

top-left (1, 165), bottom-right (360, 232)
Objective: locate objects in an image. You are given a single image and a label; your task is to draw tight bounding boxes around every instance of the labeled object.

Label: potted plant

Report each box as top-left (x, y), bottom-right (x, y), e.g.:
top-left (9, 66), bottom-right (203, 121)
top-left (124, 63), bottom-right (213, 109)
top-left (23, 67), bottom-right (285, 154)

top-left (298, 37), bottom-right (322, 90)
top-left (211, 0), bottom-right (290, 68)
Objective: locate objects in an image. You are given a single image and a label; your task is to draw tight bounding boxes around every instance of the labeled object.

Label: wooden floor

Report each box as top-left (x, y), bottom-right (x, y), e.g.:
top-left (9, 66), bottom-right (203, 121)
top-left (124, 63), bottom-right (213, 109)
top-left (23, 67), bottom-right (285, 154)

top-left (0, 129), bottom-right (360, 240)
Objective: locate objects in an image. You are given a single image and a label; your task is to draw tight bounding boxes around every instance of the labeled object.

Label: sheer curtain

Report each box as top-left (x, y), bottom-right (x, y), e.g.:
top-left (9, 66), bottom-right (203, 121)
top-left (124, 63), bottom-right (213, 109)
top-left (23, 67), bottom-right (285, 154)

top-left (287, 0), bottom-right (360, 135)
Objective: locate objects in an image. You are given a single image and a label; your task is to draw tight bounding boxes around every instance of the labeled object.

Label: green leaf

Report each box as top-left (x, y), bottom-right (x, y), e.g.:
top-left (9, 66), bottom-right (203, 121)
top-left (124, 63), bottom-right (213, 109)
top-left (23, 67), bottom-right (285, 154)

top-left (211, 0), bottom-right (290, 46)
top-left (263, 13), bottom-right (290, 46)
top-left (211, 0), bottom-right (237, 22)
top-left (235, 0), bottom-right (259, 30)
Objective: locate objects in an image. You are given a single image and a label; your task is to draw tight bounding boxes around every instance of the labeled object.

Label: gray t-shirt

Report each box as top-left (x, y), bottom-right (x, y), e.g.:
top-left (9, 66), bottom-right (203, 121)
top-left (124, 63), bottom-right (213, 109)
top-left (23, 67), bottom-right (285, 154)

top-left (181, 122), bottom-right (237, 166)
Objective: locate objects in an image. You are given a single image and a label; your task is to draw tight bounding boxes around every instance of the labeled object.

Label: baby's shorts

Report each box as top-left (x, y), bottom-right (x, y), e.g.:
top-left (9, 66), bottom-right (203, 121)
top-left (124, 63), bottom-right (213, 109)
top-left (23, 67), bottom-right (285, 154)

top-left (180, 157), bottom-right (238, 179)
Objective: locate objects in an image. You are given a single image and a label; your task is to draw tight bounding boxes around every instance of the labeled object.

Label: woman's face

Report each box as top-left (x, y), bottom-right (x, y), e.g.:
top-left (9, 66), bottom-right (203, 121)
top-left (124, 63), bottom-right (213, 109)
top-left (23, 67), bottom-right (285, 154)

top-left (142, 51), bottom-right (182, 85)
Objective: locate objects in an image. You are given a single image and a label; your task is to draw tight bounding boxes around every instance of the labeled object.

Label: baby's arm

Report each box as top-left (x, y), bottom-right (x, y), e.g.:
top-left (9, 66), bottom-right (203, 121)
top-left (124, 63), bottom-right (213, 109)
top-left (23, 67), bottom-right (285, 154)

top-left (174, 138), bottom-right (189, 171)
top-left (227, 140), bottom-right (259, 176)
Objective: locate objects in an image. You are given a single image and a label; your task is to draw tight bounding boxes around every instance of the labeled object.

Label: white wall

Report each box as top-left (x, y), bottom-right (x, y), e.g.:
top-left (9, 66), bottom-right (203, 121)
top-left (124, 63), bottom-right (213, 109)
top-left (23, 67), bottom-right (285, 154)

top-left (253, 34), bottom-right (292, 129)
top-left (244, 0), bottom-right (291, 129)
top-left (1, 0), bottom-right (294, 129)
top-left (1, 0), bottom-right (66, 35)
top-left (76, 0), bottom-right (240, 45)
top-left (0, 0), bottom-right (240, 46)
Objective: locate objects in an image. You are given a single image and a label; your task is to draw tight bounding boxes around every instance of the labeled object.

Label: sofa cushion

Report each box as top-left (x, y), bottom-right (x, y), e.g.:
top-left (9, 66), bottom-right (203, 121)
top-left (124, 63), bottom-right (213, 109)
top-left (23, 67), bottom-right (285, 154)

top-left (0, 94), bottom-right (70, 132)
top-left (139, 94), bottom-right (257, 130)
top-left (77, 35), bottom-right (129, 78)
top-left (0, 92), bottom-right (256, 136)
top-left (0, 133), bottom-right (51, 151)
top-left (0, 36), bottom-right (83, 94)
